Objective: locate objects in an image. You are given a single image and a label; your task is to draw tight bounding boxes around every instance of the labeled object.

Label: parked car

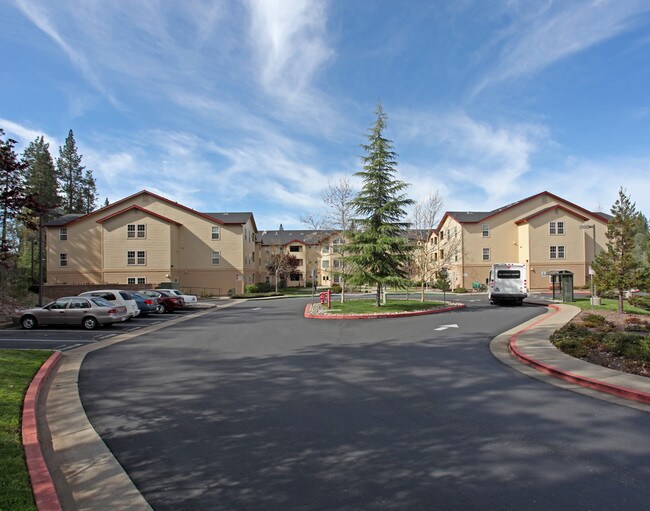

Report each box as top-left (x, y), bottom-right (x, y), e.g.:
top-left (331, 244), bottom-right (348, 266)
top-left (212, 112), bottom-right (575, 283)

top-left (138, 290), bottom-right (183, 313)
top-left (130, 291), bottom-right (159, 316)
top-left (13, 296), bottom-right (129, 330)
top-left (157, 288), bottom-right (197, 306)
top-left (78, 290), bottom-right (140, 318)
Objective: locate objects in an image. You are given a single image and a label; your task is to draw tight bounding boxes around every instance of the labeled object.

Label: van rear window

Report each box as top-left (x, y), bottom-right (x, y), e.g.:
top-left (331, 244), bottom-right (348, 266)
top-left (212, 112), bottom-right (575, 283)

top-left (497, 270), bottom-right (521, 279)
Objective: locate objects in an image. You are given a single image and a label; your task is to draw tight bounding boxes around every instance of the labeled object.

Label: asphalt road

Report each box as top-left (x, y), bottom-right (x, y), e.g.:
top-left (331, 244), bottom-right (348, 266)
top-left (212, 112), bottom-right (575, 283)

top-left (79, 297), bottom-right (650, 510)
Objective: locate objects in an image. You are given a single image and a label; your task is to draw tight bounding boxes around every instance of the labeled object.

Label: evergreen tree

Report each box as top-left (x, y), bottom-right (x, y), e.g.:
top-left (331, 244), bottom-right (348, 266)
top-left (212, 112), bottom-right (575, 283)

top-left (346, 102), bottom-right (414, 307)
top-left (23, 136), bottom-right (60, 211)
top-left (19, 136), bottom-right (60, 281)
top-left (0, 129), bottom-right (32, 261)
top-left (593, 188), bottom-right (643, 314)
top-left (57, 129), bottom-right (86, 214)
top-left (81, 168), bottom-right (98, 213)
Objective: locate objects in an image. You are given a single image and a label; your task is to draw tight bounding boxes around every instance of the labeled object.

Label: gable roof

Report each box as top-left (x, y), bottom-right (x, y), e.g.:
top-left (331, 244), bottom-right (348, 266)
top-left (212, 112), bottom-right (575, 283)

top-left (436, 191), bottom-right (610, 232)
top-left (514, 204), bottom-right (589, 225)
top-left (258, 229), bottom-right (335, 246)
top-left (96, 205), bottom-right (182, 225)
top-left (44, 190), bottom-right (255, 230)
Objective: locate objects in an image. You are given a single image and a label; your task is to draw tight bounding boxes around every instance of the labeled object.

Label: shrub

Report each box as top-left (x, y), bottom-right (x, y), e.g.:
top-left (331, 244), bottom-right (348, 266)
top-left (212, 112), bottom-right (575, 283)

top-left (580, 313), bottom-right (616, 332)
top-left (629, 295), bottom-right (650, 311)
top-left (603, 332), bottom-right (650, 362)
top-left (330, 284), bottom-right (342, 293)
top-left (453, 287), bottom-right (467, 293)
top-left (244, 283), bottom-right (272, 294)
top-left (553, 337), bottom-right (588, 358)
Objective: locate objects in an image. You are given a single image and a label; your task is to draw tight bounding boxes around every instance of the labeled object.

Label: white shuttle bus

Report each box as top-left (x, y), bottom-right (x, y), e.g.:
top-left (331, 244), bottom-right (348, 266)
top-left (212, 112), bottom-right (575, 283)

top-left (487, 263), bottom-right (528, 306)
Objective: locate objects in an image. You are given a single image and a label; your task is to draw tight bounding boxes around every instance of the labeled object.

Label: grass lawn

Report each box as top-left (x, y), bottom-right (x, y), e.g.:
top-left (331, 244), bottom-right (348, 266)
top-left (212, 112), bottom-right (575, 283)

top-left (0, 350), bottom-right (52, 511)
top-left (324, 298), bottom-right (445, 314)
top-left (573, 297), bottom-right (650, 315)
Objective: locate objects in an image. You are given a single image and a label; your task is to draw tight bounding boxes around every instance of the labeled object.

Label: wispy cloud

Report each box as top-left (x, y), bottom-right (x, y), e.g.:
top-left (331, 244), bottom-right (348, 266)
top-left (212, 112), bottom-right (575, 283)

top-left (395, 110), bottom-right (549, 203)
top-left (473, 0), bottom-right (650, 95)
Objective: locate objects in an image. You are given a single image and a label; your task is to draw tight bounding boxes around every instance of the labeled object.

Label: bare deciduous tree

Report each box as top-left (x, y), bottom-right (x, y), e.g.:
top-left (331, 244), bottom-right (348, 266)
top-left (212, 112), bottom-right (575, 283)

top-left (409, 193), bottom-right (444, 301)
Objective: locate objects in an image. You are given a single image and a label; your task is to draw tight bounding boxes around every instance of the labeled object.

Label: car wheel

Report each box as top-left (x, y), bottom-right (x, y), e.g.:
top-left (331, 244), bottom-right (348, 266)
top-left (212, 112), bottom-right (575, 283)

top-left (156, 304), bottom-right (165, 314)
top-left (83, 317), bottom-right (99, 330)
top-left (21, 315), bottom-right (37, 330)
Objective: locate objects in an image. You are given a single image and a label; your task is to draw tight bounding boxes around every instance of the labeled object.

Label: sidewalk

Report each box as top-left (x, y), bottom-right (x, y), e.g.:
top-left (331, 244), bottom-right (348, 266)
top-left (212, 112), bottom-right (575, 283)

top-left (491, 303), bottom-right (650, 412)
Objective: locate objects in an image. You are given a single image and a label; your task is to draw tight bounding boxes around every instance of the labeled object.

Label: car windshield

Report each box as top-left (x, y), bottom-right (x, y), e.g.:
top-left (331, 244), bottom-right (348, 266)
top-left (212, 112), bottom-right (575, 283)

top-left (90, 297), bottom-right (113, 307)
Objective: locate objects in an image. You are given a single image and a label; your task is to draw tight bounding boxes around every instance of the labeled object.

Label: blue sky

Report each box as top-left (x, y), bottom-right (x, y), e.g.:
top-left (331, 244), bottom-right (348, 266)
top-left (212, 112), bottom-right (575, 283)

top-left (2, 0), bottom-right (650, 229)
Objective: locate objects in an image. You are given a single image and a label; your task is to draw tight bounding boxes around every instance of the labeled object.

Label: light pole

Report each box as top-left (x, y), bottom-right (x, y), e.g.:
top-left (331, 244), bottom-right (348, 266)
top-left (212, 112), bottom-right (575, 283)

top-left (580, 224), bottom-right (598, 308)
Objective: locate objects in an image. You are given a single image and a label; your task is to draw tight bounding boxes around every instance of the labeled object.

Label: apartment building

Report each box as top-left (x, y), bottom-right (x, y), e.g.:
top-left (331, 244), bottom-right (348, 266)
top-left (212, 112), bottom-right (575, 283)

top-left (45, 190), bottom-right (258, 295)
top-left (430, 191), bottom-right (609, 290)
top-left (44, 189), bottom-right (609, 294)
top-left (257, 229), bottom-right (336, 287)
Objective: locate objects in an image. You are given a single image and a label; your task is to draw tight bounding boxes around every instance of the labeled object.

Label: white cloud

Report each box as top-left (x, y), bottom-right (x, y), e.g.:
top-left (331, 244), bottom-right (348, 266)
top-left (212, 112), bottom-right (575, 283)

top-left (395, 110), bottom-right (549, 202)
top-left (473, 0), bottom-right (650, 95)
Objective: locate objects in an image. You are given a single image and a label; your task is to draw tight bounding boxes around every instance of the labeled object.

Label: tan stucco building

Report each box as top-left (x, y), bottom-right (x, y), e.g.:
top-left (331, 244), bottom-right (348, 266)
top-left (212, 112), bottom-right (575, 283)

top-left (45, 189), bottom-right (609, 294)
top-left (45, 190), bottom-right (258, 295)
top-left (430, 191), bottom-right (609, 290)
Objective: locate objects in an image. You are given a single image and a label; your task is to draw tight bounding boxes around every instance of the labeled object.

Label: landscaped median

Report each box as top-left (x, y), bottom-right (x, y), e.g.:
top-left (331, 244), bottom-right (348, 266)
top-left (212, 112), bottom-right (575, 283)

top-left (304, 298), bottom-right (465, 319)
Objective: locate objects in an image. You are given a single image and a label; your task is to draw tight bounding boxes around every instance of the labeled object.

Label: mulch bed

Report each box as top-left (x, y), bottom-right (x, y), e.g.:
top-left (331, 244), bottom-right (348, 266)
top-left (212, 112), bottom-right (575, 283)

top-left (569, 310), bottom-right (650, 378)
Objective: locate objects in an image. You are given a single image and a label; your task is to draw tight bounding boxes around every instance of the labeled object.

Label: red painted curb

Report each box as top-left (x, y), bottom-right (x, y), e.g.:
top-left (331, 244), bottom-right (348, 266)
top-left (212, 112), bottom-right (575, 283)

top-left (509, 306), bottom-right (650, 405)
top-left (22, 351), bottom-right (63, 511)
top-left (304, 302), bottom-right (466, 319)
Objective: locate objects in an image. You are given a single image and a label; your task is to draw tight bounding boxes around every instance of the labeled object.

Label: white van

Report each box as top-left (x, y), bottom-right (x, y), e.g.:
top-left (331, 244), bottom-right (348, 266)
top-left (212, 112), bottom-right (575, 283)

top-left (79, 289), bottom-right (140, 318)
top-left (487, 263), bottom-right (528, 306)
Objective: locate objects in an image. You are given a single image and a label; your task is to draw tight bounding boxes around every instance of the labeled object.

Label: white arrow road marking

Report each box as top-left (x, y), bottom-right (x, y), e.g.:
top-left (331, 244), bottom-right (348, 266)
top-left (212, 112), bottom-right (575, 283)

top-left (434, 324), bottom-right (459, 331)
top-left (251, 307), bottom-right (261, 311)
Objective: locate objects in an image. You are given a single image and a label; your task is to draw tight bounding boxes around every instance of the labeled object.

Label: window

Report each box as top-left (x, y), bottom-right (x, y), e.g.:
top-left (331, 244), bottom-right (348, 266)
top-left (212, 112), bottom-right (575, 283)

top-left (289, 245), bottom-right (302, 252)
top-left (333, 237), bottom-right (345, 245)
top-left (127, 224), bottom-right (146, 239)
top-left (290, 274), bottom-right (301, 281)
top-left (333, 259), bottom-right (341, 268)
top-left (549, 222), bottom-right (556, 235)
top-left (321, 245), bottom-right (330, 254)
top-left (212, 226), bottom-right (220, 240)
top-left (333, 275), bottom-right (341, 284)
top-left (127, 251), bottom-right (146, 265)
top-left (482, 248), bottom-right (490, 261)
top-left (59, 253), bottom-right (68, 267)
top-left (550, 246), bottom-right (565, 259)
top-left (322, 260), bottom-right (330, 269)
top-left (482, 224), bottom-right (490, 237)
top-left (211, 251), bottom-right (221, 265)
top-left (128, 277), bottom-right (146, 285)
top-left (59, 228), bottom-right (67, 241)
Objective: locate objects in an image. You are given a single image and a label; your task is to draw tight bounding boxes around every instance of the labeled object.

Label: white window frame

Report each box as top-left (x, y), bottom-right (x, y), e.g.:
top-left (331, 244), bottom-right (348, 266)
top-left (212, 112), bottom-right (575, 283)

top-left (549, 222), bottom-right (556, 235)
top-left (59, 253), bottom-right (68, 267)
top-left (59, 227), bottom-right (67, 241)
top-left (321, 260), bottom-right (330, 269)
top-left (482, 248), bottom-right (490, 261)
top-left (550, 245), bottom-right (566, 259)
top-left (211, 251), bottom-right (221, 265)
top-left (127, 224), bottom-right (146, 239)
top-left (211, 226), bottom-right (220, 240)
top-left (482, 224), bottom-right (490, 237)
top-left (321, 245), bottom-right (330, 254)
top-left (127, 250), bottom-right (146, 265)
top-left (557, 221), bottom-right (565, 235)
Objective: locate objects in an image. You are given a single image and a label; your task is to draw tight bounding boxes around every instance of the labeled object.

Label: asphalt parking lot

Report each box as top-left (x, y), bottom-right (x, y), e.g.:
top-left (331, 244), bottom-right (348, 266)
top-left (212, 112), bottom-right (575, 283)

top-left (0, 307), bottom-right (210, 351)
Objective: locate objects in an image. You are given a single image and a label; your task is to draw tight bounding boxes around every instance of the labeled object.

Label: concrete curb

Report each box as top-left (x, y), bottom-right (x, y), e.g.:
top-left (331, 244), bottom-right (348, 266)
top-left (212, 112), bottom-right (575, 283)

top-left (304, 302), bottom-right (466, 319)
top-left (509, 304), bottom-right (650, 405)
top-left (22, 351), bottom-right (63, 511)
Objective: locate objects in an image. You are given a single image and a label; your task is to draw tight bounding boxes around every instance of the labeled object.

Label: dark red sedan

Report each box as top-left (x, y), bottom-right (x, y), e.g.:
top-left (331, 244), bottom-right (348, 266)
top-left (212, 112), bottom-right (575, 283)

top-left (138, 290), bottom-right (184, 313)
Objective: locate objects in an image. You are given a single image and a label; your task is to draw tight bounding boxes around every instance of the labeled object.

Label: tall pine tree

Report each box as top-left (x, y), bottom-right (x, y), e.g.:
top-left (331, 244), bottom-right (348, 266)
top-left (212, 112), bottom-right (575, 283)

top-left (593, 188), bottom-right (643, 314)
top-left (81, 168), bottom-right (98, 213)
top-left (0, 129), bottom-right (31, 260)
top-left (57, 129), bottom-right (86, 214)
top-left (346, 102), bottom-right (414, 307)
top-left (23, 136), bottom-right (60, 212)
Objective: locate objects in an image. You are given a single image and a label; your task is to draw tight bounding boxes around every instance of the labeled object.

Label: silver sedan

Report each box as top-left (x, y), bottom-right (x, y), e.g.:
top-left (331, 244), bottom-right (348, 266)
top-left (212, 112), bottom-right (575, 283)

top-left (14, 296), bottom-right (129, 330)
